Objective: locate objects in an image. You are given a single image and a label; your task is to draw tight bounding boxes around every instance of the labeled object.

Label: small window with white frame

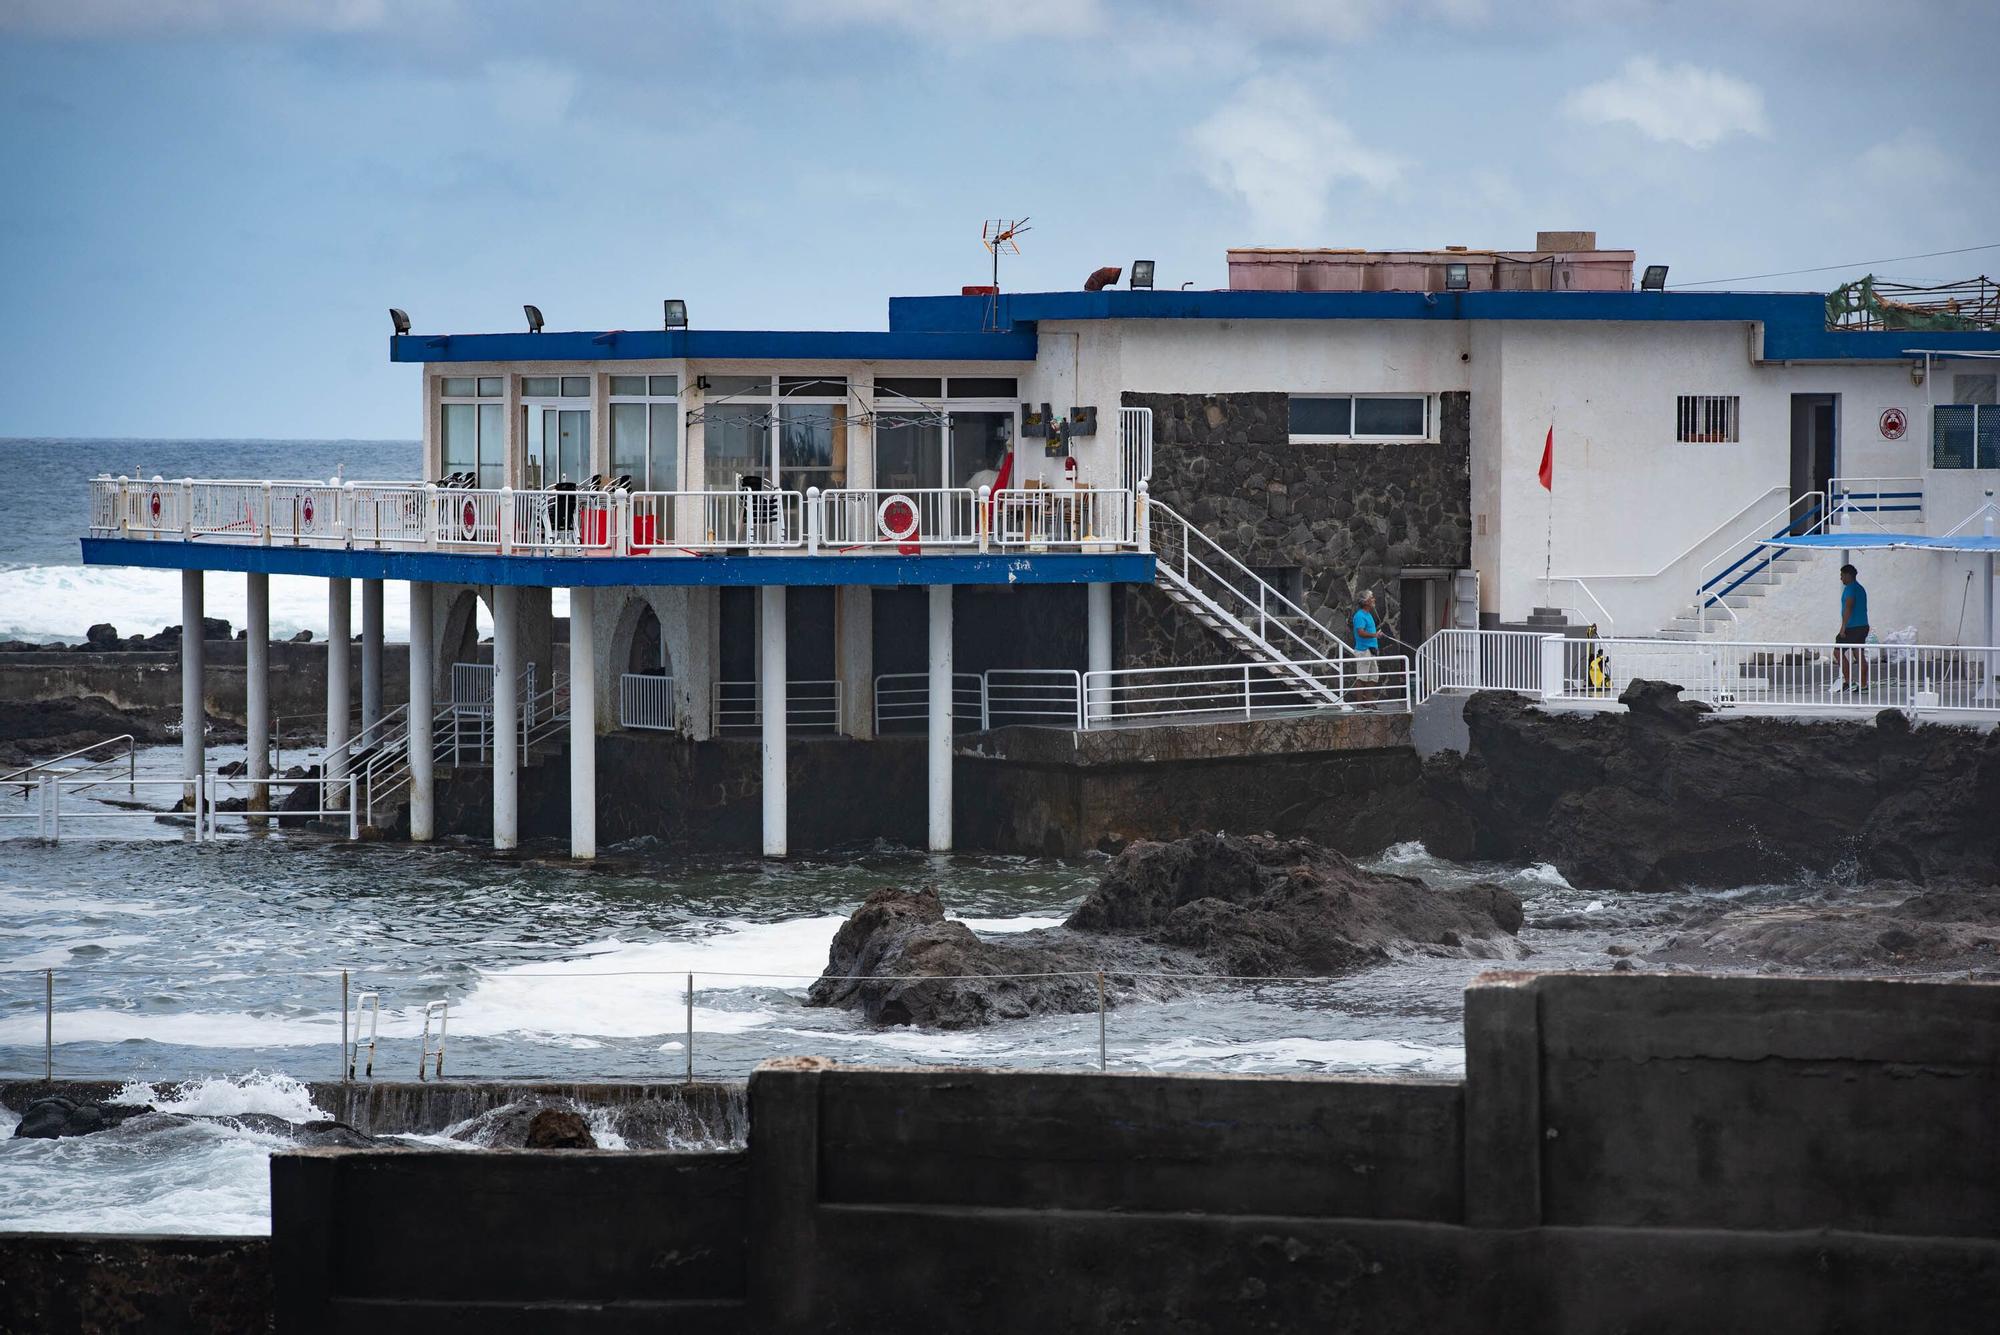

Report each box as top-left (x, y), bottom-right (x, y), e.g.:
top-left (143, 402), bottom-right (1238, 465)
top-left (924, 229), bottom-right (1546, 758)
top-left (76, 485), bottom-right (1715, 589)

top-left (609, 374), bottom-right (681, 491)
top-left (438, 375), bottom-right (505, 488)
top-left (1676, 394), bottom-right (1740, 443)
top-left (1288, 394), bottom-right (1430, 443)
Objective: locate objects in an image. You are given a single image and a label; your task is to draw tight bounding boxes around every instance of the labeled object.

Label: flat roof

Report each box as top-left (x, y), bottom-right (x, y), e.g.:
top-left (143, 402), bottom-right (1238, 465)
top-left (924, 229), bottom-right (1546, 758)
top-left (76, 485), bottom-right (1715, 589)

top-left (391, 327), bottom-right (1038, 365)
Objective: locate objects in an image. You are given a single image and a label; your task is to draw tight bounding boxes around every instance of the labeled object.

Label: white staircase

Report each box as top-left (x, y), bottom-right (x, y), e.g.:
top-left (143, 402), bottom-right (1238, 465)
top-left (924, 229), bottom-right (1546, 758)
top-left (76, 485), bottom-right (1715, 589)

top-left (1148, 501), bottom-right (1360, 705)
top-left (1657, 546), bottom-right (1818, 640)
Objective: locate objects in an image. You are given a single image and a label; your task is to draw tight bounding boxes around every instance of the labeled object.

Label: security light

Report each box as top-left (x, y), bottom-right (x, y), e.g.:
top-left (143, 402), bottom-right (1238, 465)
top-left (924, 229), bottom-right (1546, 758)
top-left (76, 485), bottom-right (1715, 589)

top-left (525, 304), bottom-right (545, 333)
top-left (1130, 260), bottom-right (1155, 290)
top-left (1443, 263), bottom-right (1469, 291)
top-left (1640, 265), bottom-right (1669, 291)
top-left (389, 308), bottom-right (411, 335)
top-left (663, 299), bottom-right (689, 329)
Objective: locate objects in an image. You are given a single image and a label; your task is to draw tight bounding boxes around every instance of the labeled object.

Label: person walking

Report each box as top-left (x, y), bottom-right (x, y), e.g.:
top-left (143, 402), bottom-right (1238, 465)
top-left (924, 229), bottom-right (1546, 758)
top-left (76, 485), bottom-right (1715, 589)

top-left (1834, 563), bottom-right (1870, 693)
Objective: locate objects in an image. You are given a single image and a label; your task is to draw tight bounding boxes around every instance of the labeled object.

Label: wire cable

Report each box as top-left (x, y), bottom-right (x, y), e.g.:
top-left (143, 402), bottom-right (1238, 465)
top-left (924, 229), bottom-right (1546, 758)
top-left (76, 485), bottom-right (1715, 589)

top-left (1671, 242), bottom-right (2000, 288)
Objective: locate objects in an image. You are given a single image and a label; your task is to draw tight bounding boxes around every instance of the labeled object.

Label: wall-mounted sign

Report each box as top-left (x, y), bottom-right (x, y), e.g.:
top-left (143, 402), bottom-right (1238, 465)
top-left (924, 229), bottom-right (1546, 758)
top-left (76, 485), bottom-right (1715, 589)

top-left (1879, 407), bottom-right (1908, 440)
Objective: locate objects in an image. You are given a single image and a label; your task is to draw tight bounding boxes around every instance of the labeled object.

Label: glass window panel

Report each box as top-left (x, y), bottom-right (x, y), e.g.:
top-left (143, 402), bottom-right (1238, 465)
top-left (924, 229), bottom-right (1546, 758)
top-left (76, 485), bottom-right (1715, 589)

top-left (477, 377), bottom-right (502, 397)
top-left (1354, 396), bottom-right (1427, 436)
top-left (948, 377), bottom-right (1018, 399)
top-left (874, 420), bottom-right (941, 489)
top-left (525, 407), bottom-right (551, 487)
top-left (948, 411), bottom-right (1012, 488)
top-left (612, 403), bottom-right (647, 479)
top-left (1289, 397), bottom-right (1351, 437)
top-left (441, 376), bottom-right (475, 397)
top-left (780, 376), bottom-right (848, 397)
top-left (442, 403), bottom-right (475, 475)
top-left (703, 375), bottom-right (770, 398)
top-left (705, 403), bottom-right (769, 482)
top-left (778, 404), bottom-right (846, 490)
top-left (561, 376), bottom-right (589, 397)
top-left (1955, 373), bottom-right (1997, 405)
top-left (1933, 405), bottom-right (1975, 469)
top-left (559, 409), bottom-right (588, 481)
top-left (477, 403), bottom-right (504, 489)
top-left (610, 376), bottom-right (646, 397)
top-left (649, 403), bottom-right (679, 491)
top-left (648, 375), bottom-right (679, 397)
top-left (877, 377), bottom-right (942, 401)
top-left (523, 376), bottom-right (560, 397)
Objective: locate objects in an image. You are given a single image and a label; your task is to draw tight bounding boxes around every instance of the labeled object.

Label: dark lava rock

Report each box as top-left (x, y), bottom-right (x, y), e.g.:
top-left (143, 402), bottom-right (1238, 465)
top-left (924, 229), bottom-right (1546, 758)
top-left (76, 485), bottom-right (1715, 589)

top-left (13, 1097), bottom-right (157, 1139)
top-left (1421, 682), bottom-right (2000, 892)
top-left (1664, 883), bottom-right (2000, 970)
top-left (84, 622), bottom-right (120, 650)
top-left (808, 833), bottom-right (1525, 1028)
top-left (524, 1108), bottom-right (597, 1149)
top-left (290, 629), bottom-right (314, 643)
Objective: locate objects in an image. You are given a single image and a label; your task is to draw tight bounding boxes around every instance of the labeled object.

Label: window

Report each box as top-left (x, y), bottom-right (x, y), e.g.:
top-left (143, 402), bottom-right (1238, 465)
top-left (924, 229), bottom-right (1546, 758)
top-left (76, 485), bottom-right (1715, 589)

top-left (948, 376), bottom-right (1018, 399)
top-left (1288, 395), bottom-right (1429, 442)
top-left (521, 376), bottom-right (589, 398)
top-left (611, 375), bottom-right (680, 490)
top-left (438, 376), bottom-right (503, 488)
top-left (1933, 404), bottom-right (2000, 470)
top-left (1676, 395), bottom-right (1740, 443)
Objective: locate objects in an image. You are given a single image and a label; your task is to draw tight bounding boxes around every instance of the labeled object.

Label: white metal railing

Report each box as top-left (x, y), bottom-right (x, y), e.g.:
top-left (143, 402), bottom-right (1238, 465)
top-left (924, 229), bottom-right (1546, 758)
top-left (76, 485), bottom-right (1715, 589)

top-left (991, 487), bottom-right (1133, 550)
top-left (711, 679), bottom-right (842, 733)
top-left (1084, 656), bottom-right (1410, 724)
top-left (2, 735), bottom-right (136, 798)
top-left (819, 488), bottom-right (981, 551)
top-left (983, 669), bottom-right (1085, 728)
top-left (1415, 628), bottom-right (1551, 704)
top-left (873, 672), bottom-right (983, 727)
top-left (619, 673), bottom-right (678, 731)
top-left (1829, 476), bottom-right (1925, 532)
top-left (435, 488), bottom-right (503, 547)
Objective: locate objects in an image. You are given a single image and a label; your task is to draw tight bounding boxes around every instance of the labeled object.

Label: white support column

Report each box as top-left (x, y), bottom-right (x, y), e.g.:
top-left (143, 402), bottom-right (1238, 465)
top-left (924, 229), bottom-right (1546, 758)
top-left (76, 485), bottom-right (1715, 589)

top-left (928, 583), bottom-right (953, 852)
top-left (180, 570), bottom-right (205, 807)
top-left (246, 573), bottom-right (269, 815)
top-left (760, 585), bottom-right (787, 857)
top-left (360, 578), bottom-right (384, 744)
top-left (568, 587), bottom-right (597, 860)
top-left (492, 585), bottom-right (520, 850)
top-left (408, 581), bottom-right (435, 842)
top-left (836, 585), bottom-right (874, 740)
top-left (1086, 581), bottom-right (1112, 721)
top-left (326, 579), bottom-right (351, 808)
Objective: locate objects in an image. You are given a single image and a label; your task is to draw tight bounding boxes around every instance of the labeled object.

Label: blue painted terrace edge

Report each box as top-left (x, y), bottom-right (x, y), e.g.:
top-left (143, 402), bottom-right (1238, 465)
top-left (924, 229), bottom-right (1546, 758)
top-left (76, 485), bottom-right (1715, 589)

top-left (886, 290), bottom-right (2000, 362)
top-left (79, 539), bottom-right (1155, 589)
top-left (391, 328), bottom-right (1038, 364)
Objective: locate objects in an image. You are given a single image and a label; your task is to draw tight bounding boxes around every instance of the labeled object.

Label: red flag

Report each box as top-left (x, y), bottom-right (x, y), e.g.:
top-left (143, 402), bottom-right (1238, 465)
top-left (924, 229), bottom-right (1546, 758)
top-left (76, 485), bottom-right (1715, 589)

top-left (1536, 426), bottom-right (1553, 491)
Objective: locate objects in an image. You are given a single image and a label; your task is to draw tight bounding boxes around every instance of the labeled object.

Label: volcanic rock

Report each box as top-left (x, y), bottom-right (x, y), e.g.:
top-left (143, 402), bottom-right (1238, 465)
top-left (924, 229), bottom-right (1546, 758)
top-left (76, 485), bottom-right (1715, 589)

top-left (807, 832), bottom-right (1525, 1028)
top-left (84, 623), bottom-right (120, 651)
top-left (12, 1097), bottom-right (158, 1139)
top-left (1421, 682), bottom-right (2000, 891)
top-left (1663, 884), bottom-right (2000, 971)
top-left (524, 1108), bottom-right (597, 1149)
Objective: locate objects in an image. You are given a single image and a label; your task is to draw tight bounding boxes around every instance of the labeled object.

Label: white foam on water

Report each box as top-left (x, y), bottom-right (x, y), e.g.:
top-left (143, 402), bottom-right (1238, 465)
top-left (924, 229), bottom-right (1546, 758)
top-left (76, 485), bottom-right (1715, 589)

top-left (1376, 841), bottom-right (1434, 865)
top-left (0, 934), bottom-right (151, 973)
top-left (962, 914), bottom-right (1066, 934)
top-left (111, 1071), bottom-right (331, 1122)
top-left (0, 1007), bottom-right (341, 1048)
top-left (1130, 1035), bottom-right (1465, 1076)
top-left (0, 1117), bottom-right (288, 1236)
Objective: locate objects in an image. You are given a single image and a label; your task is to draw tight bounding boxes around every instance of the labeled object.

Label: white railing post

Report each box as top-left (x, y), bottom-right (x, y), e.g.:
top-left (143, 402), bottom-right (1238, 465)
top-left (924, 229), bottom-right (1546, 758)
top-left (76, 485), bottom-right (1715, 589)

top-left (1137, 481), bottom-right (1151, 554)
top-left (499, 487), bottom-right (514, 555)
top-left (180, 478), bottom-right (194, 539)
top-left (1540, 634), bottom-right (1566, 700)
top-left (976, 484), bottom-right (991, 554)
top-left (615, 489), bottom-right (631, 557)
top-left (806, 486), bottom-right (822, 555)
top-left (1244, 664), bottom-right (1253, 719)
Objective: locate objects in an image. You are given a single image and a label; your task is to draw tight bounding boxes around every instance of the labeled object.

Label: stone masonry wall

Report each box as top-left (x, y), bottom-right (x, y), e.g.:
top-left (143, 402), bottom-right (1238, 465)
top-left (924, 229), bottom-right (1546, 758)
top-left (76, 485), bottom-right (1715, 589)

top-left (1123, 389), bottom-right (1470, 667)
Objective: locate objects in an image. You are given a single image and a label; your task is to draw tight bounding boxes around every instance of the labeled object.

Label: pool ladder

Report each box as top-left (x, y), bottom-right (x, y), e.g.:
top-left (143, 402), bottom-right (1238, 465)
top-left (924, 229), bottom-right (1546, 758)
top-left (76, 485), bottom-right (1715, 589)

top-left (419, 1001), bottom-right (449, 1081)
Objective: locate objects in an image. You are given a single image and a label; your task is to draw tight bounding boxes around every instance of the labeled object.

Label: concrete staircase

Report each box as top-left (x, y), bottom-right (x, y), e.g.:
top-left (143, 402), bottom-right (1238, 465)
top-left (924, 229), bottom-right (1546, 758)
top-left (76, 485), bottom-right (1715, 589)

top-left (1657, 546), bottom-right (1816, 640)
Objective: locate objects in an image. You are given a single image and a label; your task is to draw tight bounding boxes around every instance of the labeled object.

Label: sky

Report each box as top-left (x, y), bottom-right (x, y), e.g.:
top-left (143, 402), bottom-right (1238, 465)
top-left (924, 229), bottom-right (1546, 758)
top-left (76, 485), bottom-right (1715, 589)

top-left (1, 0), bottom-right (1995, 440)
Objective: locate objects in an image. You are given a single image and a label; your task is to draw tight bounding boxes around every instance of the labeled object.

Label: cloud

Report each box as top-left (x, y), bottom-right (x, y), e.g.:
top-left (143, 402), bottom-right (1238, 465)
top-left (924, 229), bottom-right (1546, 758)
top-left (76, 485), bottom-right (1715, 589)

top-left (1563, 56), bottom-right (1769, 149)
top-left (0, 0), bottom-right (396, 36)
top-left (1187, 75), bottom-right (1403, 241)
top-left (483, 58), bottom-right (577, 128)
top-left (771, 0), bottom-right (1103, 42)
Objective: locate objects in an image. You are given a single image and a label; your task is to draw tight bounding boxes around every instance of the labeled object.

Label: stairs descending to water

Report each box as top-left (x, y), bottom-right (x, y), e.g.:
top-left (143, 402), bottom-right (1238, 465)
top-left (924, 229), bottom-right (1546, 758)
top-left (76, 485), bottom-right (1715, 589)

top-left (1657, 546), bottom-right (1816, 640)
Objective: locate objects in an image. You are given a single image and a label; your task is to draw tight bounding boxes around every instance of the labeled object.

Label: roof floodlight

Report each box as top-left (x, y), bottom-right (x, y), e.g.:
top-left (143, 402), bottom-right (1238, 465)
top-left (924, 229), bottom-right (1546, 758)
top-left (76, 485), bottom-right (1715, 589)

top-left (1130, 260), bottom-right (1156, 290)
top-left (1640, 265), bottom-right (1669, 291)
top-left (663, 299), bottom-right (689, 329)
top-left (524, 304), bottom-right (545, 333)
top-left (1443, 263), bottom-right (1470, 291)
top-left (389, 308), bottom-right (411, 335)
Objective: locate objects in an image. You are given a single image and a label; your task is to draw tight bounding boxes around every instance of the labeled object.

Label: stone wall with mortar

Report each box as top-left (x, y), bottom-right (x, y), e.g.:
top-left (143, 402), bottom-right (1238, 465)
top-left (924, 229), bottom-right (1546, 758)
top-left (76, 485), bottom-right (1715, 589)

top-left (1122, 389), bottom-right (1470, 667)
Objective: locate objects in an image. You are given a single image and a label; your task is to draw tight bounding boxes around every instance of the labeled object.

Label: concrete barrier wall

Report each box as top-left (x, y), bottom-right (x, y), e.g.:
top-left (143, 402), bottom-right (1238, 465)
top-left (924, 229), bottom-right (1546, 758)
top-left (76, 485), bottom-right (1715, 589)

top-left (249, 972), bottom-right (2000, 1332)
top-left (0, 643), bottom-right (408, 726)
top-left (0, 1233), bottom-right (271, 1334)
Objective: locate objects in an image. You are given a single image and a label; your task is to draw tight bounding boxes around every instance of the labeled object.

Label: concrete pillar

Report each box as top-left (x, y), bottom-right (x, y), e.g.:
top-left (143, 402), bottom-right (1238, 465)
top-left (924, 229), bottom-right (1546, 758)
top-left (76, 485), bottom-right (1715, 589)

top-left (245, 572), bottom-right (269, 816)
top-left (360, 578), bottom-right (384, 744)
top-left (760, 585), bottom-right (787, 857)
top-left (568, 587), bottom-right (597, 860)
top-left (326, 579), bottom-right (351, 808)
top-left (492, 585), bottom-right (520, 850)
top-left (928, 583), bottom-right (953, 852)
top-left (180, 570), bottom-right (204, 806)
top-left (408, 581), bottom-right (435, 842)
top-left (1086, 581), bottom-right (1112, 722)
top-left (836, 585), bottom-right (874, 739)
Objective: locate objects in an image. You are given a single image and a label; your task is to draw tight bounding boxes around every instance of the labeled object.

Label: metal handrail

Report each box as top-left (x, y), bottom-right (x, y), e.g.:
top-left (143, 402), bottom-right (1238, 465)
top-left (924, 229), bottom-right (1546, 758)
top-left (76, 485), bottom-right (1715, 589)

top-left (2, 734), bottom-right (136, 795)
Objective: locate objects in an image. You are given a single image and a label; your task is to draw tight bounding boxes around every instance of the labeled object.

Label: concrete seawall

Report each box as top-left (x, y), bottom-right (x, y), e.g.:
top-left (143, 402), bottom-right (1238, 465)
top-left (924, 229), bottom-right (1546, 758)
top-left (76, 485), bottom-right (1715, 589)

top-left (249, 970), bottom-right (1998, 1333)
top-left (0, 643), bottom-right (408, 729)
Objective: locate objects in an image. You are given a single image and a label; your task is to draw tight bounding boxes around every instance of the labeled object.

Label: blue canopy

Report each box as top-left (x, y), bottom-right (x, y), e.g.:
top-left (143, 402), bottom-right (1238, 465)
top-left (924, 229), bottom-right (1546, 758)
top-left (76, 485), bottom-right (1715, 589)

top-left (1764, 532), bottom-right (2000, 553)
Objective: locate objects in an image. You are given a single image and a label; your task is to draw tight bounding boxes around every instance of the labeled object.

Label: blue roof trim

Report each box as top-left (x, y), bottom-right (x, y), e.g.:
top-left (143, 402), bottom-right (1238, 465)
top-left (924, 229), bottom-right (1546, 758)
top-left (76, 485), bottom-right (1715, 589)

top-left (80, 539), bottom-right (1153, 588)
top-left (390, 328), bottom-right (1037, 364)
top-left (885, 290), bottom-right (2000, 361)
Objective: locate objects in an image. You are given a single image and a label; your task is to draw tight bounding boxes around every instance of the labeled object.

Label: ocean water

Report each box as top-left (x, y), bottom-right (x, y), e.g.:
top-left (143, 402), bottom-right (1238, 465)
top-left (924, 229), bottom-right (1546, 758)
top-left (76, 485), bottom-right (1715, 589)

top-left (0, 437), bottom-right (416, 642)
top-left (0, 749), bottom-right (1804, 1236)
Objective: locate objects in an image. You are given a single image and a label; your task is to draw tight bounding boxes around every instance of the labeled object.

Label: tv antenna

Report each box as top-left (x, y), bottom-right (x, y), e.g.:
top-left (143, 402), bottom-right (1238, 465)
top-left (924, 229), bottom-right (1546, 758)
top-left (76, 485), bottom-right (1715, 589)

top-left (982, 218), bottom-right (1031, 291)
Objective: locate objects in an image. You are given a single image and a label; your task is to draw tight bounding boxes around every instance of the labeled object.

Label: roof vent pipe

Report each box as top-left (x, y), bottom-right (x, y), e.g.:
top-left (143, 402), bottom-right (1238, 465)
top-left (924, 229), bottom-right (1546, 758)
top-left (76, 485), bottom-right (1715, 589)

top-left (1083, 266), bottom-right (1123, 292)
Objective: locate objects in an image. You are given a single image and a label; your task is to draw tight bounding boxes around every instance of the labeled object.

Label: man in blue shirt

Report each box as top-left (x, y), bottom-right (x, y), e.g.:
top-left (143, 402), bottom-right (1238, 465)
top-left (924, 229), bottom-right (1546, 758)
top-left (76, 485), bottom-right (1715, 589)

top-left (1351, 590), bottom-right (1381, 697)
top-left (1835, 563), bottom-right (1869, 693)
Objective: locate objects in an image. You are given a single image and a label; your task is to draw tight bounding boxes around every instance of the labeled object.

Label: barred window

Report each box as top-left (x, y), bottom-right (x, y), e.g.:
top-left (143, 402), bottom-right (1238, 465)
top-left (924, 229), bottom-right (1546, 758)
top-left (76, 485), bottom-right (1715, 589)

top-left (1676, 394), bottom-right (1739, 443)
top-left (1932, 404), bottom-right (2000, 470)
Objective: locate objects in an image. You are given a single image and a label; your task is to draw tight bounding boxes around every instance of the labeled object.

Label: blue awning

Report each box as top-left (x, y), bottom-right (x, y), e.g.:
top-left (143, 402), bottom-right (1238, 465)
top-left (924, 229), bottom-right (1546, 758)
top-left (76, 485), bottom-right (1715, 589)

top-left (1763, 532), bottom-right (2000, 552)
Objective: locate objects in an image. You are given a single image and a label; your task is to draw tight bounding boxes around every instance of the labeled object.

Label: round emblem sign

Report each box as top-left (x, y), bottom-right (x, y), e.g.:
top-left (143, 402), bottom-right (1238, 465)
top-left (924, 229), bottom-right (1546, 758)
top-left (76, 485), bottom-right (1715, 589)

top-left (460, 497), bottom-right (478, 539)
top-left (1879, 407), bottom-right (1908, 440)
top-left (301, 495), bottom-right (316, 526)
top-left (148, 490), bottom-right (162, 519)
top-left (876, 493), bottom-right (920, 542)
